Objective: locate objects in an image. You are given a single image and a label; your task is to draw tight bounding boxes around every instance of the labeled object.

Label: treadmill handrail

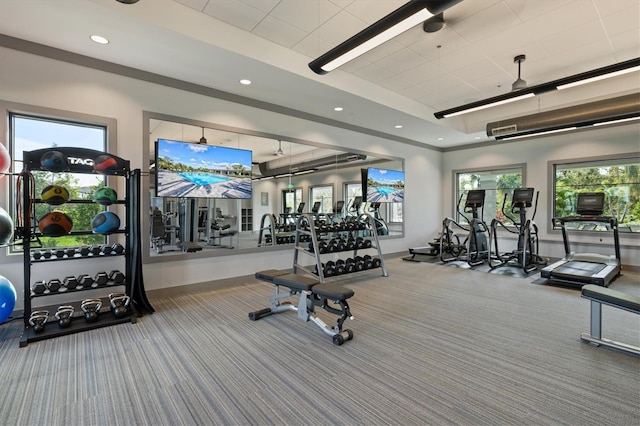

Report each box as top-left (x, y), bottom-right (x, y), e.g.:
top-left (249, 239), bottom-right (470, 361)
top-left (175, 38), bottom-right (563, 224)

top-left (554, 215), bottom-right (621, 262)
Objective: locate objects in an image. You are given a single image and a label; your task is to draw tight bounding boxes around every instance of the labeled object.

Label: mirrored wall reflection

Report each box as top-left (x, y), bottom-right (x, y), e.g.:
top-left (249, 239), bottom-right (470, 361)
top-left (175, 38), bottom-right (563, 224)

top-left (147, 116), bottom-right (404, 258)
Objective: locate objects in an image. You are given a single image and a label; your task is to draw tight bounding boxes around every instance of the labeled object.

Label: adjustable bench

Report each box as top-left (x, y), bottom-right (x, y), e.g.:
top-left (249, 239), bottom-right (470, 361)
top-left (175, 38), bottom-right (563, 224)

top-left (249, 270), bottom-right (355, 345)
top-left (581, 284), bottom-right (640, 356)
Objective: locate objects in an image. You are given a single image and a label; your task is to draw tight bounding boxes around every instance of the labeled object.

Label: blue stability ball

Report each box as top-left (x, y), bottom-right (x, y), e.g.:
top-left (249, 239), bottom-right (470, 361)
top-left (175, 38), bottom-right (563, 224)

top-left (0, 207), bottom-right (14, 245)
top-left (91, 211), bottom-right (121, 234)
top-left (0, 275), bottom-right (16, 323)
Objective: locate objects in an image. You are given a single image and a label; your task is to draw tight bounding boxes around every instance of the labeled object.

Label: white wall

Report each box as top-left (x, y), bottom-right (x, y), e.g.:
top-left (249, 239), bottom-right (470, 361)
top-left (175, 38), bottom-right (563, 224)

top-left (442, 126), bottom-right (640, 267)
top-left (0, 47), bottom-right (442, 309)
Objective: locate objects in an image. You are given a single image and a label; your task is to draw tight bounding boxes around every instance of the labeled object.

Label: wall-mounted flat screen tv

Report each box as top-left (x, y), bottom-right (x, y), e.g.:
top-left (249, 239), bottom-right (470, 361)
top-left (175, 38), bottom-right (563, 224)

top-left (155, 138), bottom-right (252, 199)
top-left (364, 167), bottom-right (405, 203)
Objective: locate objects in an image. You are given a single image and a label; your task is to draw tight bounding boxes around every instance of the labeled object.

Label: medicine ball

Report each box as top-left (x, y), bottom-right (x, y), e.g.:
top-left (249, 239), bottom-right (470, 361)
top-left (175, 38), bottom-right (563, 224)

top-left (93, 155), bottom-right (118, 172)
top-left (38, 211), bottom-right (73, 236)
top-left (91, 211), bottom-right (120, 235)
top-left (41, 185), bottom-right (70, 205)
top-left (0, 143), bottom-right (10, 174)
top-left (0, 207), bottom-right (14, 245)
top-left (93, 187), bottom-right (117, 206)
top-left (40, 150), bottom-right (69, 172)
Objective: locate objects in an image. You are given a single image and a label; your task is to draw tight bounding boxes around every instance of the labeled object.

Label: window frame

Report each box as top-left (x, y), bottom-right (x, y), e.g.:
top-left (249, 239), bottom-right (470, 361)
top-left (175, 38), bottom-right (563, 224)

top-left (547, 153), bottom-right (640, 235)
top-left (309, 184), bottom-right (334, 215)
top-left (0, 101), bottom-right (117, 256)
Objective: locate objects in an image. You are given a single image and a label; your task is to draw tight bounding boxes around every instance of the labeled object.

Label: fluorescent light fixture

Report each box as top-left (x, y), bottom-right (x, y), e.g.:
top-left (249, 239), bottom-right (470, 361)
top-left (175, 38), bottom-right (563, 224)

top-left (293, 169), bottom-right (318, 176)
top-left (274, 173), bottom-right (293, 178)
top-left (309, 0), bottom-right (462, 75)
top-left (436, 57), bottom-right (640, 119)
top-left (501, 127), bottom-right (577, 141)
top-left (593, 116), bottom-right (640, 126)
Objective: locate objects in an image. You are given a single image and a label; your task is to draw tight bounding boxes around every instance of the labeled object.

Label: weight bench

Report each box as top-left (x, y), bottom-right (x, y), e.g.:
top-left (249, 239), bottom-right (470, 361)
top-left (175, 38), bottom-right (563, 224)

top-left (249, 270), bottom-right (355, 345)
top-left (581, 284), bottom-right (640, 356)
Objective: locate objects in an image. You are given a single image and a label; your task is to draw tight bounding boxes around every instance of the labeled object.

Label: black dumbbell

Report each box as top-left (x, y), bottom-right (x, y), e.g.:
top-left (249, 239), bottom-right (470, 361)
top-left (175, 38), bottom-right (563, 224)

top-left (324, 261), bottom-right (336, 277)
top-left (372, 257), bottom-right (382, 268)
top-left (112, 243), bottom-right (124, 254)
top-left (101, 245), bottom-right (113, 255)
top-left (336, 239), bottom-right (347, 252)
top-left (95, 272), bottom-right (109, 287)
top-left (89, 245), bottom-right (102, 256)
top-left (55, 305), bottom-right (74, 328)
top-left (109, 270), bottom-right (125, 285)
top-left (354, 256), bottom-right (365, 271)
top-left (63, 276), bottom-right (79, 290)
top-left (335, 259), bottom-right (345, 275)
top-left (363, 255), bottom-right (373, 269)
top-left (32, 280), bottom-right (47, 295)
top-left (32, 250), bottom-right (42, 260)
top-left (364, 239), bottom-right (373, 249)
top-left (65, 248), bottom-right (77, 258)
top-left (77, 246), bottom-right (90, 257)
top-left (42, 250), bottom-right (52, 259)
top-left (77, 274), bottom-right (95, 289)
top-left (54, 249), bottom-right (65, 258)
top-left (318, 241), bottom-right (327, 254)
top-left (47, 278), bottom-right (62, 292)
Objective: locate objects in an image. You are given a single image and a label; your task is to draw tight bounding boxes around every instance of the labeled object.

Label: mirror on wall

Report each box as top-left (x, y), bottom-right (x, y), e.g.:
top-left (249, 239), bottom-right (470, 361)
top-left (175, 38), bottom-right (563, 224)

top-left (144, 113), bottom-right (404, 260)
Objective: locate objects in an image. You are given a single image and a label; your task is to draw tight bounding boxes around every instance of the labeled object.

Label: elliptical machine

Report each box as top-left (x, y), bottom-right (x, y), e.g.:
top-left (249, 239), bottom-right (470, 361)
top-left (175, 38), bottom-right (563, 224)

top-left (368, 202), bottom-right (389, 235)
top-left (489, 188), bottom-right (547, 274)
top-left (440, 189), bottom-right (490, 267)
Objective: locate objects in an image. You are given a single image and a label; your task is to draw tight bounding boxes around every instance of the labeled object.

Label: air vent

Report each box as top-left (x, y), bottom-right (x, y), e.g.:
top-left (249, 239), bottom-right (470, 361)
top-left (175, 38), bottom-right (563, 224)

top-left (490, 124), bottom-right (518, 136)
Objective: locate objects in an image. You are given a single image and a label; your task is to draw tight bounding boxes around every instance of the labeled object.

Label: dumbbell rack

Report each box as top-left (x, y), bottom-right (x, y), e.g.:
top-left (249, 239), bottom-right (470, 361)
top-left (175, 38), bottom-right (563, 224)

top-left (293, 213), bottom-right (388, 283)
top-left (18, 147), bottom-right (142, 347)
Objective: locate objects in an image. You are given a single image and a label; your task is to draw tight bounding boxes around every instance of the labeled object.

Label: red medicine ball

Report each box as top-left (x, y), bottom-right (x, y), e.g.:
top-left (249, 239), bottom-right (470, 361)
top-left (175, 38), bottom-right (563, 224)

top-left (38, 212), bottom-right (73, 237)
top-left (93, 155), bottom-right (118, 172)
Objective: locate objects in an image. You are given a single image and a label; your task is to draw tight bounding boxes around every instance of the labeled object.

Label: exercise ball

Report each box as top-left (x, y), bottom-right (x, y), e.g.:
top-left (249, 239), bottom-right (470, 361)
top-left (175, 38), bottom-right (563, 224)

top-left (0, 143), bottom-right (10, 174)
top-left (0, 275), bottom-right (16, 323)
top-left (91, 211), bottom-right (120, 234)
top-left (38, 211), bottom-right (73, 236)
top-left (0, 207), bottom-right (13, 245)
top-left (40, 150), bottom-right (69, 172)
top-left (93, 154), bottom-right (118, 172)
top-left (93, 186), bottom-right (117, 206)
top-left (41, 184), bottom-right (70, 205)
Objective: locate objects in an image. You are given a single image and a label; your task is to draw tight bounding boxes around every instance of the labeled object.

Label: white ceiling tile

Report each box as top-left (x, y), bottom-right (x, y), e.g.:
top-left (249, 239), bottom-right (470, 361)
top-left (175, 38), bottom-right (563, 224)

top-left (451, 2), bottom-right (522, 43)
top-left (504, 0), bottom-right (575, 22)
top-left (292, 33), bottom-right (334, 59)
top-left (351, 63), bottom-right (394, 83)
top-left (377, 75), bottom-right (414, 92)
top-left (433, 46), bottom-right (488, 73)
top-left (344, 0), bottom-right (406, 25)
top-left (593, 0), bottom-right (640, 17)
top-left (373, 48), bottom-right (428, 74)
top-left (173, 0), bottom-right (208, 11)
top-left (523, 1), bottom-right (599, 39)
top-left (253, 15), bottom-right (308, 48)
top-left (270, 0), bottom-right (341, 33)
top-left (609, 29), bottom-right (640, 59)
top-left (240, 0), bottom-right (280, 14)
top-left (398, 61), bottom-right (445, 85)
top-left (600, 3), bottom-right (640, 37)
top-left (202, 0), bottom-right (267, 31)
top-left (314, 10), bottom-right (368, 45)
top-left (537, 20), bottom-right (607, 58)
top-left (329, 0), bottom-right (355, 10)
top-left (408, 27), bottom-right (470, 59)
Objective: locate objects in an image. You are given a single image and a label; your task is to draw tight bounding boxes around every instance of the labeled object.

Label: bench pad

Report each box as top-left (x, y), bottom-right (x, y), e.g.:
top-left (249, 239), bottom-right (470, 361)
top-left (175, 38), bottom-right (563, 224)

top-left (582, 284), bottom-right (640, 314)
top-left (272, 274), bottom-right (319, 291)
top-left (255, 269), bottom-right (290, 283)
top-left (312, 283), bottom-right (354, 300)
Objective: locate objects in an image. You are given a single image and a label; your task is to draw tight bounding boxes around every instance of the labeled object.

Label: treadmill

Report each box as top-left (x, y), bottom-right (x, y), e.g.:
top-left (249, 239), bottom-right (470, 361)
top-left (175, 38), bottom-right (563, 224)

top-left (540, 193), bottom-right (621, 287)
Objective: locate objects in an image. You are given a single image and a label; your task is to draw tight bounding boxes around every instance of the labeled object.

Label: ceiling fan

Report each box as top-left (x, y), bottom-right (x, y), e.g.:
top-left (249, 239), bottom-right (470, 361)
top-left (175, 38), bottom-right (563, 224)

top-left (274, 140), bottom-right (285, 156)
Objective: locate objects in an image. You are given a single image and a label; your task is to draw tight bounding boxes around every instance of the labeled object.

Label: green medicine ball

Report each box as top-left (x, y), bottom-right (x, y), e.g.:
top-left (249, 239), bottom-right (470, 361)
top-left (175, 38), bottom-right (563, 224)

top-left (93, 187), bottom-right (117, 206)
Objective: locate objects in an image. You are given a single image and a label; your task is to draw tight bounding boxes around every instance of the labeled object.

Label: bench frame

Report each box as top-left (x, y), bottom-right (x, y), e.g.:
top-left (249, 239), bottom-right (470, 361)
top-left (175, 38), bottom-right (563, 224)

top-left (580, 284), bottom-right (640, 356)
top-left (250, 270), bottom-right (354, 345)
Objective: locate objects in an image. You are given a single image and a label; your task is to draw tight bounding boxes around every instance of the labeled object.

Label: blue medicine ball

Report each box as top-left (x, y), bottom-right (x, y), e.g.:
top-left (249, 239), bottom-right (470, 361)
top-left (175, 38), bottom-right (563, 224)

top-left (40, 150), bottom-right (69, 172)
top-left (91, 211), bottom-right (120, 235)
top-left (93, 187), bottom-right (117, 206)
top-left (0, 275), bottom-right (16, 323)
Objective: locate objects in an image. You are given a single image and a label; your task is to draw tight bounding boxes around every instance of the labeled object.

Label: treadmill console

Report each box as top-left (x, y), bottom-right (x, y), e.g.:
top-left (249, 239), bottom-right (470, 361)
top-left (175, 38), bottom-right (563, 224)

top-left (576, 192), bottom-right (605, 216)
top-left (512, 187), bottom-right (534, 208)
top-left (465, 190), bottom-right (485, 208)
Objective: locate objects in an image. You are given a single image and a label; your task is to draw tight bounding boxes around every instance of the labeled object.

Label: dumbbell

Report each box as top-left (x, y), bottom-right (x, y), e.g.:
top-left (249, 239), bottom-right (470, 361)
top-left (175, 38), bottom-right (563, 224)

top-left (47, 278), bottom-right (62, 293)
top-left (63, 276), bottom-right (79, 290)
top-left (335, 259), bottom-right (346, 275)
top-left (364, 239), bottom-right (373, 249)
top-left (55, 305), bottom-right (74, 328)
top-left (109, 270), bottom-right (125, 285)
top-left (317, 241), bottom-right (328, 254)
top-left (54, 249), bottom-right (65, 259)
top-left (101, 244), bottom-right (113, 255)
top-left (32, 280), bottom-right (47, 295)
top-left (41, 250), bottom-right (52, 259)
top-left (372, 257), bottom-right (382, 268)
top-left (77, 274), bottom-right (95, 289)
top-left (65, 248), bottom-right (77, 258)
top-left (324, 260), bottom-right (336, 277)
top-left (31, 250), bottom-right (42, 260)
top-left (89, 245), bottom-right (102, 256)
top-left (112, 243), bottom-right (124, 254)
top-left (81, 299), bottom-right (102, 323)
top-left (354, 256), bottom-right (365, 271)
top-left (77, 246), bottom-right (90, 257)
top-left (109, 293), bottom-right (130, 318)
top-left (94, 272), bottom-right (109, 287)
top-left (355, 237), bottom-right (365, 249)
top-left (336, 239), bottom-right (347, 252)
top-left (363, 255), bottom-right (374, 269)
top-left (344, 258), bottom-right (356, 274)
top-left (346, 239), bottom-right (356, 250)
top-left (29, 310), bottom-right (49, 333)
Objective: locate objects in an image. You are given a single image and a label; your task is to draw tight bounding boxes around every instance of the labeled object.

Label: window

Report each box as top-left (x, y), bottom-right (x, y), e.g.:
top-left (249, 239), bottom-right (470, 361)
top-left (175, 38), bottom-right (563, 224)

top-left (309, 185), bottom-right (333, 214)
top-left (553, 156), bottom-right (640, 233)
top-left (282, 188), bottom-right (302, 214)
top-left (10, 113), bottom-right (108, 250)
top-left (344, 183), bottom-right (362, 216)
top-left (455, 165), bottom-right (525, 225)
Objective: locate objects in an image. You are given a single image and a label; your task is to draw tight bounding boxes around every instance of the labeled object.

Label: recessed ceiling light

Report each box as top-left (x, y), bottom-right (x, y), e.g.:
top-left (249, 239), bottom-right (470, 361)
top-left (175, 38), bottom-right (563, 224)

top-left (90, 35), bottom-right (109, 45)
top-left (437, 137), bottom-right (444, 141)
top-left (334, 107), bottom-right (343, 111)
top-left (239, 79), bottom-right (252, 85)
top-left (395, 125), bottom-right (403, 129)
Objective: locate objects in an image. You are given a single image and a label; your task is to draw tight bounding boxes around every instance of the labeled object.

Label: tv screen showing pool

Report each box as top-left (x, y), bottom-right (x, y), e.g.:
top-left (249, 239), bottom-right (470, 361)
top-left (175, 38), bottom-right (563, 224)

top-left (365, 167), bottom-right (405, 203)
top-left (155, 138), bottom-right (252, 199)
